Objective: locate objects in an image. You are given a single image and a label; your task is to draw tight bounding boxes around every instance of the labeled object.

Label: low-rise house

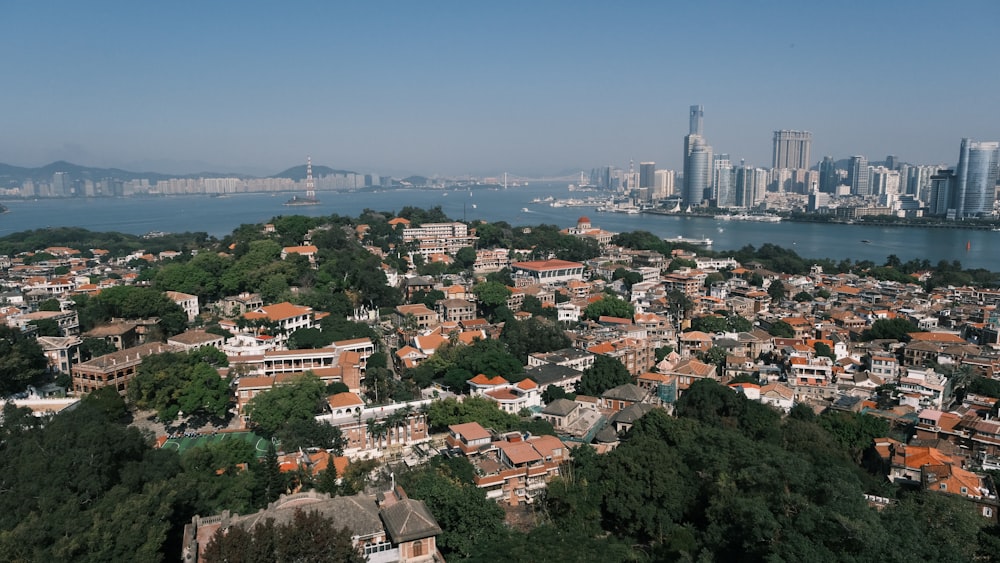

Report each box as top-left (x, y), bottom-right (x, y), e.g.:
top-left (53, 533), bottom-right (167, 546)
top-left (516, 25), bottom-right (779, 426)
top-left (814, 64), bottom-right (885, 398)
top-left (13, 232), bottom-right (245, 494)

top-left (182, 488), bottom-right (443, 563)
top-left (167, 329), bottom-right (224, 352)
top-left (37, 335), bottom-right (82, 375)
top-left (71, 342), bottom-right (180, 395)
top-left (217, 292), bottom-right (263, 317)
top-left (527, 348), bottom-right (595, 372)
top-left (165, 290), bottom-right (200, 322)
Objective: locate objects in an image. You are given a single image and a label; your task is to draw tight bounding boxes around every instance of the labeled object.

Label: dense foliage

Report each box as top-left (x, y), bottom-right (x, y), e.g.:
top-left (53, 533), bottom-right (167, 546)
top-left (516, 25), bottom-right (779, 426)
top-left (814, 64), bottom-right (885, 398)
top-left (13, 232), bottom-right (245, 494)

top-left (129, 348), bottom-right (232, 420)
top-left (202, 509), bottom-right (364, 563)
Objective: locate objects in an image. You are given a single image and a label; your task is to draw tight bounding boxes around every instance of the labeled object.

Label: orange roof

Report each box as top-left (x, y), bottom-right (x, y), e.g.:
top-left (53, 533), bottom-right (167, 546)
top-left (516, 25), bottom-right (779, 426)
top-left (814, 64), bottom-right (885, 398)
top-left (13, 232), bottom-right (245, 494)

top-left (908, 332), bottom-right (966, 343)
top-left (328, 392), bottom-right (364, 409)
top-left (469, 374), bottom-right (508, 386)
top-left (516, 378), bottom-right (538, 390)
top-left (498, 440), bottom-right (543, 465)
top-left (450, 421), bottom-right (491, 441)
top-left (512, 259), bottom-right (584, 271)
top-left (283, 245), bottom-right (318, 254)
top-left (244, 302), bottom-right (312, 322)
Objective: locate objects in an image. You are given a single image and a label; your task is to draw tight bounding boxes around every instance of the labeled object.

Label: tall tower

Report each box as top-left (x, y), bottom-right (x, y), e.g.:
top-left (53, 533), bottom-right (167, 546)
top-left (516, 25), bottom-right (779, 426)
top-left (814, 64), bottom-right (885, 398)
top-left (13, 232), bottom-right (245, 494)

top-left (639, 162), bottom-right (656, 189)
top-left (848, 156), bottom-right (870, 196)
top-left (305, 156), bottom-right (316, 199)
top-left (689, 105), bottom-right (704, 136)
top-left (953, 138), bottom-right (1000, 218)
top-left (772, 130), bottom-right (812, 170)
top-left (683, 105), bottom-right (712, 207)
top-left (819, 156), bottom-right (837, 193)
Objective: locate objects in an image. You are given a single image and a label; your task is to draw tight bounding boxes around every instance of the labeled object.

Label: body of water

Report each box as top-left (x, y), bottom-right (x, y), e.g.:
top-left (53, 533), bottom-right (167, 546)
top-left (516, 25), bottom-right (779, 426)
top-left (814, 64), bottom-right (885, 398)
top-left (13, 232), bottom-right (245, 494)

top-left (2, 183), bottom-right (997, 270)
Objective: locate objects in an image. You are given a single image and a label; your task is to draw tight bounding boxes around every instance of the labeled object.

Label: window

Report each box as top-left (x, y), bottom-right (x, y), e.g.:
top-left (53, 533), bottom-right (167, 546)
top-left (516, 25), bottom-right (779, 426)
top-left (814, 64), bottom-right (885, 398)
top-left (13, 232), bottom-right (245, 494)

top-left (984, 507), bottom-right (993, 518)
top-left (940, 483), bottom-right (947, 491)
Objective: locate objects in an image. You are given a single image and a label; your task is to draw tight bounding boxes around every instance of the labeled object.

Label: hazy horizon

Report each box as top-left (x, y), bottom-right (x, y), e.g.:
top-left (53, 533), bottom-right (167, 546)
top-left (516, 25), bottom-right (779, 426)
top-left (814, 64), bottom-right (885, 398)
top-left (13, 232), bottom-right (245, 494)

top-left (2, 1), bottom-right (997, 177)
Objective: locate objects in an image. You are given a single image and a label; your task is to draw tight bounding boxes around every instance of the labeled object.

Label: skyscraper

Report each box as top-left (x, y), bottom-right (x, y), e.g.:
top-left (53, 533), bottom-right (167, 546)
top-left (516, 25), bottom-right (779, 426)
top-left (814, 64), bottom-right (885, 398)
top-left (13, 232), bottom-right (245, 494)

top-left (639, 162), bottom-right (656, 189)
top-left (772, 130), bottom-right (812, 170)
top-left (683, 105), bottom-right (712, 207)
top-left (848, 156), bottom-right (870, 196)
top-left (952, 138), bottom-right (1000, 218)
top-left (713, 154), bottom-right (734, 207)
top-left (689, 105), bottom-right (703, 136)
top-left (819, 156), bottom-right (838, 193)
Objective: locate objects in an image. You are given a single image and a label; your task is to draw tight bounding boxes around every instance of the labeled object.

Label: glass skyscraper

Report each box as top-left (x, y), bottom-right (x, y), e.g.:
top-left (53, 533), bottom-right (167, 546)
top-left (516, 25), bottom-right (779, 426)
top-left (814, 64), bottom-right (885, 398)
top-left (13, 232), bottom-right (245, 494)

top-left (953, 138), bottom-right (1000, 218)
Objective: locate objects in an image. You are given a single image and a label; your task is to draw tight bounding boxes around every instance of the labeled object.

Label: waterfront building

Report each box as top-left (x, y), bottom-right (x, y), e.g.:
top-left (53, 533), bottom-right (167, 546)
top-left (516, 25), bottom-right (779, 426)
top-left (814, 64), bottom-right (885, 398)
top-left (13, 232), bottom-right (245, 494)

top-left (639, 162), bottom-right (656, 189)
top-left (713, 154), bottom-right (734, 207)
top-left (654, 169), bottom-right (675, 199)
top-left (772, 130), bottom-right (812, 170)
top-left (952, 138), bottom-right (1000, 218)
top-left (819, 156), bottom-right (838, 193)
top-left (683, 105), bottom-right (713, 207)
top-left (849, 156), bottom-right (871, 196)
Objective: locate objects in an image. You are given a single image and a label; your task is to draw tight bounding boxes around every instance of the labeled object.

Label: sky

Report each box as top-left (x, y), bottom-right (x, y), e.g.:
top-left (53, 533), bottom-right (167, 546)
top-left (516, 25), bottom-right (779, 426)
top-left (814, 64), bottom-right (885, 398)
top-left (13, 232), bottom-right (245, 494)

top-left (1, 1), bottom-right (998, 177)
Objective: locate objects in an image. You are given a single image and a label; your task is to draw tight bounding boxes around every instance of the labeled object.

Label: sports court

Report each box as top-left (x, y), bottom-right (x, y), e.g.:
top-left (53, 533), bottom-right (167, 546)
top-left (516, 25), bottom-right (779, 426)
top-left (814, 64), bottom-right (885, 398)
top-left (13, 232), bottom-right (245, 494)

top-left (158, 430), bottom-right (274, 458)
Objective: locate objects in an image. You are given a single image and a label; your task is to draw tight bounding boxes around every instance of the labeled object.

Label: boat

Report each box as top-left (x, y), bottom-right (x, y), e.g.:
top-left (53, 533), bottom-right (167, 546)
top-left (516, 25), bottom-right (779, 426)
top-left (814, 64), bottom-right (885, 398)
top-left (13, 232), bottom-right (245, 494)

top-left (861, 239), bottom-right (871, 244)
top-left (285, 194), bottom-right (320, 206)
top-left (521, 207), bottom-right (530, 212)
top-left (714, 213), bottom-right (782, 222)
top-left (666, 235), bottom-right (713, 246)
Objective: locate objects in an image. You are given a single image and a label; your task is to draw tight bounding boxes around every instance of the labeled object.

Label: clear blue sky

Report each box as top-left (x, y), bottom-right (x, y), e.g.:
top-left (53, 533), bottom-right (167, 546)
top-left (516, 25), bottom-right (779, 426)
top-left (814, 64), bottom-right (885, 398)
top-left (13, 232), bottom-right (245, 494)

top-left (1, 1), bottom-right (997, 177)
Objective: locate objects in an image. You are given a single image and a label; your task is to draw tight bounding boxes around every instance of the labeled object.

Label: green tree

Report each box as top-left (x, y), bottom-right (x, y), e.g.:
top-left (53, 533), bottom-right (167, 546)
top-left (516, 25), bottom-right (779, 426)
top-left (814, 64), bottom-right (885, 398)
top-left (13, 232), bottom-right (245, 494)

top-left (863, 317), bottom-right (918, 341)
top-left (399, 463), bottom-right (505, 559)
top-left (499, 316), bottom-right (570, 362)
top-left (768, 320), bottom-right (795, 338)
top-left (37, 298), bottom-right (62, 311)
top-left (583, 295), bottom-right (634, 320)
top-left (576, 355), bottom-right (631, 396)
top-left (767, 279), bottom-right (786, 302)
top-left (246, 373), bottom-right (326, 436)
top-left (202, 509), bottom-right (364, 563)
top-left (129, 351), bottom-right (232, 421)
top-left (472, 281), bottom-right (511, 318)
top-left (455, 246), bottom-right (477, 270)
top-left (0, 325), bottom-right (47, 395)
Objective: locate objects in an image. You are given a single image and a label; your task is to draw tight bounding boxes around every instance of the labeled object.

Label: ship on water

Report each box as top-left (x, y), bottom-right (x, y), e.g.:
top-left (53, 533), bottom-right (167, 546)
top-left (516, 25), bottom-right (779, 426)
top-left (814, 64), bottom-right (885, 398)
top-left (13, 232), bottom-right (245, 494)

top-left (284, 156), bottom-right (320, 206)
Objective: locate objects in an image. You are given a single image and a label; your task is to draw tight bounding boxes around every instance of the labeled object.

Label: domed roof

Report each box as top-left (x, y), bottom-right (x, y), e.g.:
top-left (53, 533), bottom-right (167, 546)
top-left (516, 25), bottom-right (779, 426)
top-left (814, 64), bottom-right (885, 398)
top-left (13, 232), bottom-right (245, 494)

top-left (577, 216), bottom-right (590, 224)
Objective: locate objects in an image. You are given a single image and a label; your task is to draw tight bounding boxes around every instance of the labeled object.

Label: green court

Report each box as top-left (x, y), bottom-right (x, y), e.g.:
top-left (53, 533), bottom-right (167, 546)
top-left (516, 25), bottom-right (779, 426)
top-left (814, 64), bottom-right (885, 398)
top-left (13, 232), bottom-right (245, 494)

top-left (160, 431), bottom-right (273, 458)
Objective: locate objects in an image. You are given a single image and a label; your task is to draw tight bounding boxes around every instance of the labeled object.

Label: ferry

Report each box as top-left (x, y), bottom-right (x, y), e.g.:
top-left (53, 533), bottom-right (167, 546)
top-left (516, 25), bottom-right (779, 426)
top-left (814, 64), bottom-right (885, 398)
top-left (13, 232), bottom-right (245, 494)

top-left (715, 213), bottom-right (782, 223)
top-left (666, 235), bottom-right (713, 246)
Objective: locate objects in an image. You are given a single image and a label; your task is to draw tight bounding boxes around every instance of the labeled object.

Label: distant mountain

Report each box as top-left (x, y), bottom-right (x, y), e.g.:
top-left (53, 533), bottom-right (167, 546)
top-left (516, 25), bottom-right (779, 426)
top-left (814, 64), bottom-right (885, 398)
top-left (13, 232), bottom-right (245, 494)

top-left (0, 160), bottom-right (363, 187)
top-left (270, 164), bottom-right (357, 181)
top-left (0, 160), bottom-right (253, 186)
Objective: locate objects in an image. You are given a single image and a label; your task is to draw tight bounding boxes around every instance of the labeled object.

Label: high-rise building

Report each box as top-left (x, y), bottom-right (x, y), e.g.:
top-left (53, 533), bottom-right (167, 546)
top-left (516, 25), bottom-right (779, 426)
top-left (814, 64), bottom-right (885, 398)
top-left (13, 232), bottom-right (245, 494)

top-left (684, 137), bottom-right (710, 207)
top-left (819, 156), bottom-right (838, 193)
top-left (772, 130), bottom-right (812, 170)
top-left (639, 162), bottom-right (656, 189)
top-left (689, 105), bottom-right (703, 136)
top-left (683, 105), bottom-right (712, 207)
top-left (848, 156), bottom-right (870, 196)
top-left (713, 154), bottom-right (733, 207)
top-left (654, 169), bottom-right (675, 199)
top-left (928, 169), bottom-right (955, 216)
top-left (734, 164), bottom-right (768, 208)
top-left (952, 138), bottom-right (1000, 218)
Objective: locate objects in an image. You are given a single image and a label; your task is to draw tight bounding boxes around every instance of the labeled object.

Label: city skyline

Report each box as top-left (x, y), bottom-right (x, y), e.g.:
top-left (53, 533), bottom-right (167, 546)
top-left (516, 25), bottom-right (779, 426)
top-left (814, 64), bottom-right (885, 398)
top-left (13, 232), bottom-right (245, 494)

top-left (2, 2), bottom-right (998, 177)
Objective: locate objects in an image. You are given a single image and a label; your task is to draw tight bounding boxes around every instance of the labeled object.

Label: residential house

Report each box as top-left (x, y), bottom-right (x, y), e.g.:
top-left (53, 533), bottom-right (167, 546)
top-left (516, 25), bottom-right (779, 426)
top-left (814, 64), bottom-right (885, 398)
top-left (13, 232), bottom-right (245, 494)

top-left (71, 342), bottom-right (180, 395)
top-left (165, 290), bottom-right (200, 322)
top-left (182, 488), bottom-right (442, 563)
